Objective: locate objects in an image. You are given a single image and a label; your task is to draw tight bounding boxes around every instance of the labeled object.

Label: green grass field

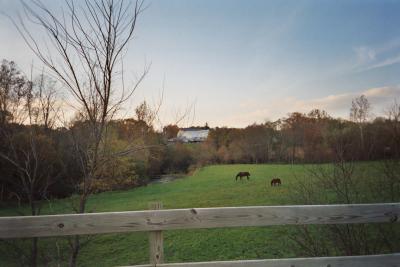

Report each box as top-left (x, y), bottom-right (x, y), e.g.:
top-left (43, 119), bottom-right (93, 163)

top-left (0, 163), bottom-right (388, 266)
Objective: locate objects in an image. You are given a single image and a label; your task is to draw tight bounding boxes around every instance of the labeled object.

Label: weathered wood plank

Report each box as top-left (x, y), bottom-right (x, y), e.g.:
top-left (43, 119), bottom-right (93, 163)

top-left (124, 253), bottom-right (400, 267)
top-left (1, 203), bottom-right (399, 238)
top-left (149, 202), bottom-right (164, 265)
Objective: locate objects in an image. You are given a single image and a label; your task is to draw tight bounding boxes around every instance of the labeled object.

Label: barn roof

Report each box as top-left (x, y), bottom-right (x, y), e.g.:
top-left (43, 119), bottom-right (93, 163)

top-left (179, 126), bottom-right (210, 131)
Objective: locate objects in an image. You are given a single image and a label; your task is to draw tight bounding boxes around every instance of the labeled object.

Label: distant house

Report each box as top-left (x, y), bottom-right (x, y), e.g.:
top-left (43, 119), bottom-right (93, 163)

top-left (176, 127), bottom-right (210, 143)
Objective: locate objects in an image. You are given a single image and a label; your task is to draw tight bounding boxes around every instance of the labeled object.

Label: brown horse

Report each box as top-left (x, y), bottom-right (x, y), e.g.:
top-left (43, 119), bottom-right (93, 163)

top-left (236, 171), bottom-right (250, 181)
top-left (270, 178), bottom-right (281, 186)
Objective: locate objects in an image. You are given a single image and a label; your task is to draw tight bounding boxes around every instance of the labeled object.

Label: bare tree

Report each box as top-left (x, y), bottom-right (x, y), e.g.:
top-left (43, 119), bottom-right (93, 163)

top-left (385, 100), bottom-right (400, 157)
top-left (374, 100), bottom-right (400, 203)
top-left (350, 95), bottom-right (371, 151)
top-left (0, 60), bottom-right (66, 266)
top-left (31, 73), bottom-right (61, 129)
top-left (172, 100), bottom-right (196, 127)
top-left (0, 84), bottom-right (60, 267)
top-left (135, 100), bottom-right (159, 128)
top-left (15, 0), bottom-right (147, 265)
top-left (290, 127), bottom-right (399, 257)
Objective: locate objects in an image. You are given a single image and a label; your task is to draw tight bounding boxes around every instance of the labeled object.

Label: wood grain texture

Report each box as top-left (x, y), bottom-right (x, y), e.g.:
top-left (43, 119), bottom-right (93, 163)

top-left (149, 202), bottom-right (164, 265)
top-left (125, 253), bottom-right (400, 267)
top-left (1, 203), bottom-right (399, 239)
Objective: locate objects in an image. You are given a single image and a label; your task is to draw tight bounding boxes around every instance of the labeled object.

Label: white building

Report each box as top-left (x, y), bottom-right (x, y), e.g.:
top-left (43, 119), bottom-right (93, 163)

top-left (177, 127), bottom-right (209, 142)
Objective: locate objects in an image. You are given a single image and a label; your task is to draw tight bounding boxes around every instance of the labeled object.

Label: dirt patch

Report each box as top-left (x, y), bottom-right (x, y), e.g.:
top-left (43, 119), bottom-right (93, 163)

top-left (149, 174), bottom-right (184, 184)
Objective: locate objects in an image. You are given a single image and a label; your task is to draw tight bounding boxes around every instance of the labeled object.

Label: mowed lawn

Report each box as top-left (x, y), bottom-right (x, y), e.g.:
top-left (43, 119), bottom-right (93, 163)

top-left (0, 163), bottom-right (383, 266)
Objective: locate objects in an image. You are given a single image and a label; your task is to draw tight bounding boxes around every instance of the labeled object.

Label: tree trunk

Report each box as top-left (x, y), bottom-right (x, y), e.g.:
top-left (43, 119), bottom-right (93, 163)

top-left (292, 145), bottom-right (295, 164)
top-left (69, 193), bottom-right (88, 267)
top-left (31, 237), bottom-right (38, 267)
top-left (30, 197), bottom-right (38, 267)
top-left (69, 235), bottom-right (80, 267)
top-left (359, 124), bottom-right (365, 159)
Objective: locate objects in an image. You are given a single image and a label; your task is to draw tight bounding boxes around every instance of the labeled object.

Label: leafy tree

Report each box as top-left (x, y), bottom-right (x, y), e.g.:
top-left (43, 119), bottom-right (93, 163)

top-left (163, 124), bottom-right (179, 139)
top-left (0, 60), bottom-right (29, 124)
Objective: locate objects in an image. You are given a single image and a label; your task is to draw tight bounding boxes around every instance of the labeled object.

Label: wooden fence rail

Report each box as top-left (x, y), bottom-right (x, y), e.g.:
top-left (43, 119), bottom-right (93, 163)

top-left (127, 253), bottom-right (400, 267)
top-left (1, 202), bottom-right (400, 266)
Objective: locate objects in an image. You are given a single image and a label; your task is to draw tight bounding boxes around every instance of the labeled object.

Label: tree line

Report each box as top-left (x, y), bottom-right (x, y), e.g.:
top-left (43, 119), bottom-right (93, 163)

top-left (179, 101), bottom-right (400, 166)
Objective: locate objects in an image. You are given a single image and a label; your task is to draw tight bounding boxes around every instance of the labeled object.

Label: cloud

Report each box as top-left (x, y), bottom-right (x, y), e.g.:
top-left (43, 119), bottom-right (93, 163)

top-left (354, 46), bottom-right (376, 64)
top-left (364, 54), bottom-right (400, 71)
top-left (295, 86), bottom-right (400, 113)
top-left (354, 39), bottom-right (400, 72)
top-left (363, 86), bottom-right (399, 97)
top-left (222, 86), bottom-right (400, 127)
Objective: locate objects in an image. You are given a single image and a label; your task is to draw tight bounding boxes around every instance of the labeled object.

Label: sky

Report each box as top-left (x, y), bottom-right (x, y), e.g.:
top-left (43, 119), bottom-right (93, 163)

top-left (1, 0), bottom-right (400, 127)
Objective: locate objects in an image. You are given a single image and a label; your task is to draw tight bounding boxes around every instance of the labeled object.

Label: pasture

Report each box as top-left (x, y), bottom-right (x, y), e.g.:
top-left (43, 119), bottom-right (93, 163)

top-left (0, 163), bottom-right (389, 266)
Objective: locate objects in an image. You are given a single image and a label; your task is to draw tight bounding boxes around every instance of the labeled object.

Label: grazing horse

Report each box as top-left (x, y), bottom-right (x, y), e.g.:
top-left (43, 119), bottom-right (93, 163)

top-left (270, 178), bottom-right (282, 186)
top-left (235, 171), bottom-right (250, 181)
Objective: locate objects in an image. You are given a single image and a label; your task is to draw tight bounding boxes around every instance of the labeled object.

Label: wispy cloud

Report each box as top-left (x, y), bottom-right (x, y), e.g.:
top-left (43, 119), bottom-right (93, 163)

top-left (354, 38), bottom-right (400, 72)
top-left (354, 46), bottom-right (376, 64)
top-left (221, 86), bottom-right (400, 127)
top-left (363, 54), bottom-right (400, 71)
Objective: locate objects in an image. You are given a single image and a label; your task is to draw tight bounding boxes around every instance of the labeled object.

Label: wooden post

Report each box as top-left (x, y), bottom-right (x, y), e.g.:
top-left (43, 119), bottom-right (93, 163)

top-left (148, 202), bottom-right (164, 265)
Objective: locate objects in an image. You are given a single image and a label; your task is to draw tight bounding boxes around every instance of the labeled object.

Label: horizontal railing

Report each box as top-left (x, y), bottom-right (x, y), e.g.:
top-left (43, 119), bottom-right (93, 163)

top-left (127, 253), bottom-right (400, 267)
top-left (1, 202), bottom-right (399, 266)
